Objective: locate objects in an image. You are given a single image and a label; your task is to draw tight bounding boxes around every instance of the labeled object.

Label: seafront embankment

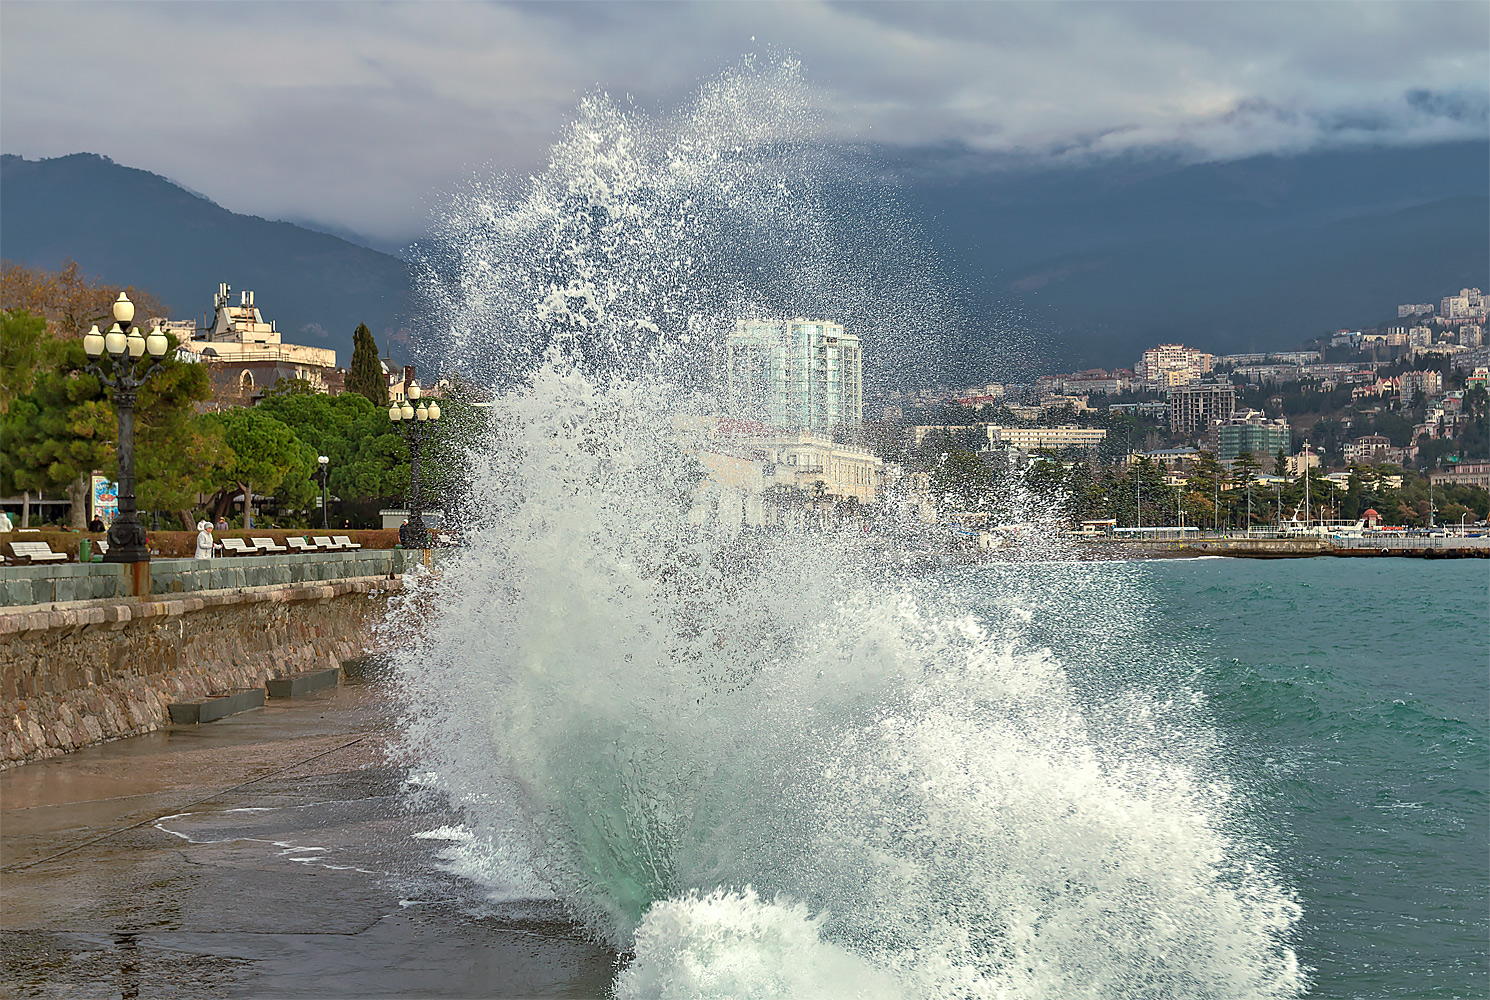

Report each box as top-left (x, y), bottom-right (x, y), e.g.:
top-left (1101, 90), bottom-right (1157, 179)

top-left (0, 550), bottom-right (429, 765)
top-left (1075, 535), bottom-right (1490, 559)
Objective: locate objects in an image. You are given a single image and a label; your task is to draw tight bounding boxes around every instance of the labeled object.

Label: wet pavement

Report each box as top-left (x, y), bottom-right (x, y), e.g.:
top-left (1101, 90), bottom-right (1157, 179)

top-left (1, 681), bottom-right (616, 998)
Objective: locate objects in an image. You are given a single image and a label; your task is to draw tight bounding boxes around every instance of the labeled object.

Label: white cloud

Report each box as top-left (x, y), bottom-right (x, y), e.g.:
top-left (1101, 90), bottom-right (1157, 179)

top-left (2, 1), bottom-right (1484, 242)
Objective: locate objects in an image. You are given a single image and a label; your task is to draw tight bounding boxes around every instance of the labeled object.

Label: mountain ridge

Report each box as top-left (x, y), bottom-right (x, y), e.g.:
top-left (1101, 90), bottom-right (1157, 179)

top-left (3, 144), bottom-right (1486, 377)
top-left (1, 153), bottom-right (418, 366)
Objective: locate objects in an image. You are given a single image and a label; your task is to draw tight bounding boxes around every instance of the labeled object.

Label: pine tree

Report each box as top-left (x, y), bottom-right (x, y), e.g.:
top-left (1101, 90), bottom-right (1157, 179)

top-left (345, 324), bottom-right (387, 407)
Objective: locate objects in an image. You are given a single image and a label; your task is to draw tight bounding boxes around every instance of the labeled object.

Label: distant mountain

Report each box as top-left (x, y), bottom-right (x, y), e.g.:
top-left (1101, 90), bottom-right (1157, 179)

top-left (0, 153), bottom-right (417, 366)
top-left (899, 141), bottom-right (1490, 373)
top-left (4, 145), bottom-right (1485, 381)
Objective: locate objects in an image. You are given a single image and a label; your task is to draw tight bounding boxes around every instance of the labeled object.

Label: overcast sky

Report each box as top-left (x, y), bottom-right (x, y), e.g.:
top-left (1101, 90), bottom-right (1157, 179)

top-left (3, 1), bottom-right (1486, 244)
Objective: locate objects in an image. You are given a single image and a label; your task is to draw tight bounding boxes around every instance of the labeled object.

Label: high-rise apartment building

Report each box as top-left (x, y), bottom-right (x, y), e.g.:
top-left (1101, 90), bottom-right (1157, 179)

top-left (1137, 343), bottom-right (1214, 388)
top-left (1440, 288), bottom-right (1486, 320)
top-left (1211, 409), bottom-right (1290, 462)
top-left (726, 319), bottom-right (863, 435)
top-left (1169, 381), bottom-right (1236, 436)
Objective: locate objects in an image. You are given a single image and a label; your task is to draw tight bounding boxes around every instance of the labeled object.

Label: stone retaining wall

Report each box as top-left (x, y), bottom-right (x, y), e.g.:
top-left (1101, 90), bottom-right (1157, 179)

top-left (0, 578), bottom-right (404, 765)
top-left (1, 549), bottom-right (427, 607)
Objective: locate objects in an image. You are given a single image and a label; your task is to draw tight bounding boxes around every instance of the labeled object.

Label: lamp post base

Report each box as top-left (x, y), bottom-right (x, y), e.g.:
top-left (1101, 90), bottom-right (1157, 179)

top-left (103, 515), bottom-right (151, 564)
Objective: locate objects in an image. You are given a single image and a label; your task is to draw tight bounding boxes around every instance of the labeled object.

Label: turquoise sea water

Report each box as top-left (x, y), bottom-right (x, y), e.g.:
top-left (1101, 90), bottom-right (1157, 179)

top-left (1041, 558), bottom-right (1489, 999)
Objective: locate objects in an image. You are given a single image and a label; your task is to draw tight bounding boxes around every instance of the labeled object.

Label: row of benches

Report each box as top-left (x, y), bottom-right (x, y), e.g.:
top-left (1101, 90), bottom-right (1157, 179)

top-left (5, 535), bottom-right (363, 565)
top-left (221, 535), bottom-right (363, 556)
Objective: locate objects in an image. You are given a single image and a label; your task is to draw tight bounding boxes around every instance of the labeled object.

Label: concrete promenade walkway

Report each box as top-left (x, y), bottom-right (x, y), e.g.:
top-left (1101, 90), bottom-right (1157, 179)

top-left (1, 680), bottom-right (614, 998)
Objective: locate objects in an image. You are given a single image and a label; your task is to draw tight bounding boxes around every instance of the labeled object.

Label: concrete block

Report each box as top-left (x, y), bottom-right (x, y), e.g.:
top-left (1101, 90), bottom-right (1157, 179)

top-left (167, 687), bottom-right (265, 725)
top-left (4, 578), bottom-right (31, 606)
top-left (266, 667), bottom-right (339, 699)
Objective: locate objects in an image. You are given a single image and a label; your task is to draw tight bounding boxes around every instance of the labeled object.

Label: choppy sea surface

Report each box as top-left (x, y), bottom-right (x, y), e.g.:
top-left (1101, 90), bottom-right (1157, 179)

top-left (1071, 558), bottom-right (1487, 999)
top-left (399, 546), bottom-right (1486, 1000)
top-left (394, 56), bottom-right (1486, 999)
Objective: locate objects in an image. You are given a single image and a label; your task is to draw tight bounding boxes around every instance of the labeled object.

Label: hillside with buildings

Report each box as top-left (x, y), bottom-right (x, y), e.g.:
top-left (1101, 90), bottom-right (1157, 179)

top-left (0, 154), bottom-right (418, 366)
top-left (875, 281), bottom-right (1489, 531)
top-left (905, 141), bottom-right (1489, 372)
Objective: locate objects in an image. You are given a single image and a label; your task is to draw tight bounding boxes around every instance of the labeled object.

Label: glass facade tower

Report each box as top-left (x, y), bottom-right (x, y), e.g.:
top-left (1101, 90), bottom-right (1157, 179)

top-left (726, 319), bottom-right (863, 435)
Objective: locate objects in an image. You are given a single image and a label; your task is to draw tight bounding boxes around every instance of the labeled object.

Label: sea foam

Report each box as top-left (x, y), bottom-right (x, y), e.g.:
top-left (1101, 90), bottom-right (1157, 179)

top-left (391, 58), bottom-right (1306, 999)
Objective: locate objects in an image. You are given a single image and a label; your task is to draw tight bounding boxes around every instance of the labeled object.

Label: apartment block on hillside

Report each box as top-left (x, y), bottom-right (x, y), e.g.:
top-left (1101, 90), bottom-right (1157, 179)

top-left (1169, 381), bottom-right (1236, 436)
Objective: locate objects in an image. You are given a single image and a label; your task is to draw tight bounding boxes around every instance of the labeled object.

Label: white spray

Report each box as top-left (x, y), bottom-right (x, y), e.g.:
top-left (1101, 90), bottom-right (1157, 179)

top-left (393, 60), bottom-right (1306, 1000)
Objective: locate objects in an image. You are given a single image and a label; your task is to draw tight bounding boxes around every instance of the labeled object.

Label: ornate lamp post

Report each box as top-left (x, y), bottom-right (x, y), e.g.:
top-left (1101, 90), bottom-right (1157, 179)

top-left (388, 381), bottom-right (440, 548)
top-left (82, 293), bottom-right (169, 563)
top-left (317, 455), bottom-right (330, 529)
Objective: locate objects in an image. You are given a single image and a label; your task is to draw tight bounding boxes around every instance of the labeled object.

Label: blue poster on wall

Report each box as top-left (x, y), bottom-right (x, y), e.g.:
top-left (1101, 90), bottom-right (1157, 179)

top-left (91, 475), bottom-right (118, 525)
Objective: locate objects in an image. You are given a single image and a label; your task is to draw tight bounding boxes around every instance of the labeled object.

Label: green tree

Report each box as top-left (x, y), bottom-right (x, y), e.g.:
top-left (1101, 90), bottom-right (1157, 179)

top-left (263, 376), bottom-right (318, 398)
top-left (1233, 452), bottom-right (1261, 529)
top-left (0, 309), bottom-right (56, 413)
top-left (418, 387), bottom-right (488, 516)
top-left (2, 330), bottom-right (213, 529)
top-left (1183, 451), bottom-right (1224, 529)
top-left (1023, 453), bottom-right (1067, 511)
top-left (131, 336), bottom-right (213, 525)
top-left (1059, 458), bottom-right (1097, 524)
top-left (345, 324), bottom-right (388, 407)
top-left (0, 348), bottom-right (115, 527)
top-left (929, 450), bottom-right (997, 515)
top-left (200, 409), bottom-right (316, 528)
top-left (255, 391), bottom-right (410, 504)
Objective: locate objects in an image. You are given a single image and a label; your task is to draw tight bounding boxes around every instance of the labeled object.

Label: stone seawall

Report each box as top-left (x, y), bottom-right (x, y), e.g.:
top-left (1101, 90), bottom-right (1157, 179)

top-left (2, 549), bottom-right (424, 607)
top-left (0, 578), bottom-right (403, 766)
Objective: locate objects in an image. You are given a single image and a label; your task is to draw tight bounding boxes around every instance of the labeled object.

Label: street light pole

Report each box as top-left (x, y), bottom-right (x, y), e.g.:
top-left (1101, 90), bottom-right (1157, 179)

top-left (317, 455), bottom-right (329, 529)
top-left (1429, 464), bottom-right (1437, 529)
top-left (1135, 456), bottom-right (1142, 531)
top-left (82, 293), bottom-right (169, 563)
top-left (389, 381), bottom-right (441, 549)
top-left (1303, 443), bottom-right (1311, 527)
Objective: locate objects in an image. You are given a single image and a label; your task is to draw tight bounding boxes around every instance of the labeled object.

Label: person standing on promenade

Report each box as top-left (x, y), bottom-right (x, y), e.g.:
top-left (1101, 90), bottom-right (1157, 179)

top-left (195, 520), bottom-right (214, 560)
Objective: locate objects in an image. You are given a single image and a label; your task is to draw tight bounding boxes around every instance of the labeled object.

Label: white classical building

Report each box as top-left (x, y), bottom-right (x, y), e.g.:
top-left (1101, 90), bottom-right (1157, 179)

top-left (176, 284), bottom-right (342, 403)
top-left (679, 416), bottom-right (885, 526)
top-left (726, 319), bottom-right (863, 435)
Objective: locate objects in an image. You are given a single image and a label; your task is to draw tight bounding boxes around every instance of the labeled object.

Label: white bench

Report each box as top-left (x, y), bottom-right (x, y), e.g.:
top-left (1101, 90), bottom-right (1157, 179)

top-left (286, 537), bottom-right (317, 553)
top-left (311, 536), bottom-right (344, 551)
top-left (331, 534), bottom-right (362, 550)
top-left (220, 538), bottom-right (262, 556)
top-left (8, 541), bottom-right (67, 563)
top-left (250, 536), bottom-right (288, 553)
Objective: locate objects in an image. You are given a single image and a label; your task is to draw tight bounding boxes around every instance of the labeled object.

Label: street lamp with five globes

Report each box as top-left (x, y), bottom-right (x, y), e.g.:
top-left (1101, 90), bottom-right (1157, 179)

top-left (388, 381), bottom-right (440, 548)
top-left (82, 293), bottom-right (170, 563)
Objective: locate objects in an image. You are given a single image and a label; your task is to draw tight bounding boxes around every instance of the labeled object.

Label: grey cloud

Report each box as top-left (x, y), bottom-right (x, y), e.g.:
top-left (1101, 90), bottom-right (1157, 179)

top-left (1, 1), bottom-right (1484, 242)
